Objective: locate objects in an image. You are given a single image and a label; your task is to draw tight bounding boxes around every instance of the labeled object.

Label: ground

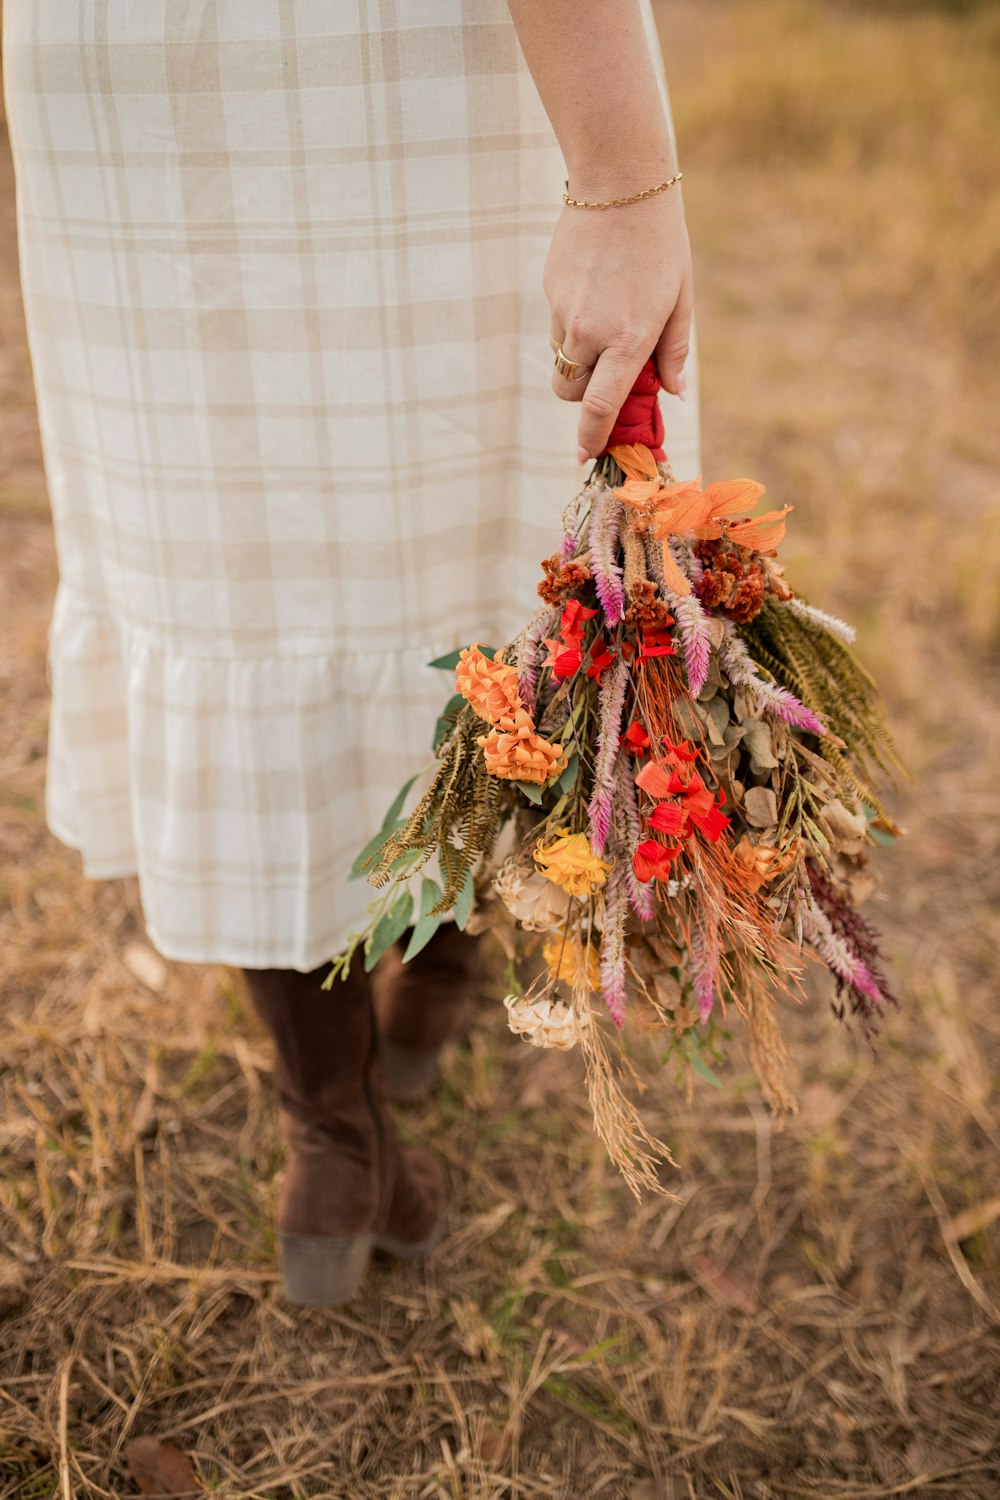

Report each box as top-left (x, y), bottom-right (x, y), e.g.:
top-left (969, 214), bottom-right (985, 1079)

top-left (2, 2), bottom-right (999, 1496)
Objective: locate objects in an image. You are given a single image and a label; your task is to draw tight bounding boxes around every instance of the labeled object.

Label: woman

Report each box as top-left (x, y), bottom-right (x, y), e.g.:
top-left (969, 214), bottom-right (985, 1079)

top-left (2, 0), bottom-right (699, 1304)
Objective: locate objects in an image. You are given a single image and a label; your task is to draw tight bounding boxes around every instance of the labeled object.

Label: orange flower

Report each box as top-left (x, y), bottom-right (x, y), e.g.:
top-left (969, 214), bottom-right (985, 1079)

top-left (455, 644), bottom-right (524, 724)
top-left (732, 834), bottom-right (799, 893)
top-left (613, 463), bottom-right (793, 598)
top-left (478, 710), bottom-right (567, 785)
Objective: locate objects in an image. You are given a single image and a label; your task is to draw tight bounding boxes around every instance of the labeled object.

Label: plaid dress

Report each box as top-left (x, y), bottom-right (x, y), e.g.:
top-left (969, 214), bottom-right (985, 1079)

top-left (2, 0), bottom-right (701, 969)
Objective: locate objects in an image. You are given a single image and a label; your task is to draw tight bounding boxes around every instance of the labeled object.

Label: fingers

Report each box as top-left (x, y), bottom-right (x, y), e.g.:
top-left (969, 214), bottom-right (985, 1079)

top-left (550, 324), bottom-right (596, 403)
top-left (575, 338), bottom-right (650, 461)
top-left (653, 267), bottom-right (693, 399)
top-left (551, 324), bottom-right (601, 461)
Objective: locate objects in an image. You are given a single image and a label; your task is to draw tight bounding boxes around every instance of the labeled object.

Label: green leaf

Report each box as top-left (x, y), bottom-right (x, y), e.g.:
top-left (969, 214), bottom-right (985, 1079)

top-left (349, 820), bottom-right (403, 881)
top-left (558, 752), bottom-right (579, 793)
top-left (454, 865), bottom-right (475, 931)
top-left (432, 716), bottom-right (452, 752)
top-left (514, 779), bottom-right (545, 805)
top-left (426, 646), bottom-right (496, 671)
top-left (432, 693), bottom-right (468, 751)
top-left (363, 889), bottom-right (414, 972)
top-left (381, 774), bottom-right (419, 832)
top-left (402, 877), bottom-right (444, 961)
top-left (686, 1036), bottom-right (723, 1088)
top-left (862, 802), bottom-right (897, 845)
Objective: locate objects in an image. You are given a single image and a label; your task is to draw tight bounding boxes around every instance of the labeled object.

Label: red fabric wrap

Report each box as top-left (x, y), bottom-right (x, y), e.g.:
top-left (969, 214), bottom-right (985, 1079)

top-left (599, 356), bottom-right (666, 461)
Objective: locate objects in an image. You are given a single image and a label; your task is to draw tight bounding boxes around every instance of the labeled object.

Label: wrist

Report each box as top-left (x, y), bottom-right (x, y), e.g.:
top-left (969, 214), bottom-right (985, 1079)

top-left (562, 155), bottom-right (680, 205)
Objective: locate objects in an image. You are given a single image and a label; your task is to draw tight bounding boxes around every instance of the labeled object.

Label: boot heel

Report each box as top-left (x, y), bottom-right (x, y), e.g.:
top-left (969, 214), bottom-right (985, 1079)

top-left (372, 1223), bottom-right (445, 1260)
top-left (278, 1231), bottom-right (374, 1306)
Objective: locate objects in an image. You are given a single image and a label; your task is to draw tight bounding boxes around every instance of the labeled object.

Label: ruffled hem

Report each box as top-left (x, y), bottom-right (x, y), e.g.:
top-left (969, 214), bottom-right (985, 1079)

top-left (44, 586), bottom-right (473, 970)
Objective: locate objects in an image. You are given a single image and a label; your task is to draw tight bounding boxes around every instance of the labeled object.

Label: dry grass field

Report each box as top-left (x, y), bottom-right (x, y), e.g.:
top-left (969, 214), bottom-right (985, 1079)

top-left (2, 1), bottom-right (999, 1495)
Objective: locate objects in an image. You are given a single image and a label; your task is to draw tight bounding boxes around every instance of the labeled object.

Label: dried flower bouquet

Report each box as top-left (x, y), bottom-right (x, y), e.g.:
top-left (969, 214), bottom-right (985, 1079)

top-left (329, 362), bottom-right (905, 1198)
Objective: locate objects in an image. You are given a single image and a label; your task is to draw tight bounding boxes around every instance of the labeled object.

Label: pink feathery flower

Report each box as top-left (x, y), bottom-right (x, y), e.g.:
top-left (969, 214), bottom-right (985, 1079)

top-left (671, 592), bottom-right (713, 697)
top-left (587, 655), bottom-right (630, 855)
top-left (557, 482), bottom-right (592, 565)
top-left (598, 865), bottom-right (628, 1029)
top-left (799, 897), bottom-right (885, 1007)
top-left (691, 914), bottom-right (719, 1022)
top-left (761, 685), bottom-right (826, 736)
top-left (588, 790), bottom-right (613, 853)
top-left (588, 486), bottom-right (625, 625)
top-left (558, 531), bottom-right (578, 565)
top-left (516, 605), bottom-right (558, 720)
top-left (718, 622), bottom-right (825, 736)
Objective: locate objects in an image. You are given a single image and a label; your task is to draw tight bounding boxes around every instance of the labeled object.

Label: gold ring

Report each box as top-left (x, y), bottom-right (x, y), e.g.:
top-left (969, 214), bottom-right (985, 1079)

top-left (550, 336), bottom-right (591, 382)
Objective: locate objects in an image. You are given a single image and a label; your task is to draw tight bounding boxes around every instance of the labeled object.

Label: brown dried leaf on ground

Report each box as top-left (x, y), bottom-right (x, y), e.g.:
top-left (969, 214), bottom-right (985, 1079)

top-left (124, 1437), bottom-right (202, 1498)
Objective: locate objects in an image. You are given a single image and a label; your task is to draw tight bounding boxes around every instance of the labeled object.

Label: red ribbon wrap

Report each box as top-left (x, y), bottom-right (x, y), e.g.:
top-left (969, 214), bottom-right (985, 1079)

top-left (599, 356), bottom-right (666, 461)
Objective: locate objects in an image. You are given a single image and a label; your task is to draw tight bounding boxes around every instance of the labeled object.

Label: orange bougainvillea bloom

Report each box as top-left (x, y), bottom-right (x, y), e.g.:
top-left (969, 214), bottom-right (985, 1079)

top-left (610, 445), bottom-right (793, 598)
top-left (455, 644), bottom-right (525, 724)
top-left (477, 709), bottom-right (567, 785)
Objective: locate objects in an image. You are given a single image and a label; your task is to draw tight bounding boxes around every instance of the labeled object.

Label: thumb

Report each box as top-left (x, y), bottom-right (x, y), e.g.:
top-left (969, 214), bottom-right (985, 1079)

top-left (654, 271), bottom-right (694, 399)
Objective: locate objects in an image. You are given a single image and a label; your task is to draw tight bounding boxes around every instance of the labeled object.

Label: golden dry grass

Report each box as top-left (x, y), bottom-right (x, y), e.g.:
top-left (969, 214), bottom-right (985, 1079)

top-left (2, 1), bottom-right (1000, 1495)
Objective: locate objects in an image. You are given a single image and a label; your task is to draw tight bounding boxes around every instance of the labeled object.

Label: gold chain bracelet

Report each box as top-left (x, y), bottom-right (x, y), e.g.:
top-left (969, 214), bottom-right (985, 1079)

top-left (562, 170), bottom-right (683, 210)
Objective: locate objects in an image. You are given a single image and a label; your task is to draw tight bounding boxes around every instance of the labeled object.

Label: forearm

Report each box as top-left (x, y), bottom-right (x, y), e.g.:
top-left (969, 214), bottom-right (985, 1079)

top-left (505, 0), bottom-right (675, 195)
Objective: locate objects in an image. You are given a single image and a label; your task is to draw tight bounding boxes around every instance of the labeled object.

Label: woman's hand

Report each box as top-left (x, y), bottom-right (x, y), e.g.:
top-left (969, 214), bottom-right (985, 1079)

top-left (545, 185), bottom-right (694, 462)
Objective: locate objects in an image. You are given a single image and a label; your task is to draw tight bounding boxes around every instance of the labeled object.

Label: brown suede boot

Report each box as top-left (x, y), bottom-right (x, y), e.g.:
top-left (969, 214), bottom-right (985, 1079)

top-left (372, 920), bottom-right (482, 1102)
top-left (241, 954), bottom-right (447, 1306)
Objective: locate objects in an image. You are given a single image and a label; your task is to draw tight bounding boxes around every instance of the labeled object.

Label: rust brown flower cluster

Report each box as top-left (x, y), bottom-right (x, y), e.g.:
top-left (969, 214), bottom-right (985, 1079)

top-left (623, 578), bottom-right (675, 632)
top-left (693, 538), bottom-right (769, 623)
top-left (537, 549), bottom-right (592, 605)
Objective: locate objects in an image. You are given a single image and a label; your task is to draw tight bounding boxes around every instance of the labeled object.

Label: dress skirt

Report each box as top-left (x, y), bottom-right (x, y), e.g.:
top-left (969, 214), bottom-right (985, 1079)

top-left (1, 0), bottom-right (701, 970)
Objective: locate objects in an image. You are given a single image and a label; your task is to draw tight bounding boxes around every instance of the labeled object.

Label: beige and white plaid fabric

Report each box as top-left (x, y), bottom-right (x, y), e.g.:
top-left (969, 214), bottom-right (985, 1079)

top-left (2, 0), bottom-right (700, 970)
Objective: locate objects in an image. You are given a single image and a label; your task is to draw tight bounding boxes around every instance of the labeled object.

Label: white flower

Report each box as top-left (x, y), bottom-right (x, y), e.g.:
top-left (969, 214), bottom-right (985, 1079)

top-left (503, 993), bottom-right (590, 1051)
top-left (493, 857), bottom-right (570, 932)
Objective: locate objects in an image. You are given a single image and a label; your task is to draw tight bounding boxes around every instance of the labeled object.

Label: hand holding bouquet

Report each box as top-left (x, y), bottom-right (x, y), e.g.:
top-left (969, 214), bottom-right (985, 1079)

top-left (331, 361), bottom-right (904, 1198)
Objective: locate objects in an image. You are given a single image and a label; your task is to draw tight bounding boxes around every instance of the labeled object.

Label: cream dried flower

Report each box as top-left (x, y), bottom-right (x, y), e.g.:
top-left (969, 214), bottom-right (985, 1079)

top-left (492, 857), bottom-right (570, 932)
top-left (503, 993), bottom-right (590, 1051)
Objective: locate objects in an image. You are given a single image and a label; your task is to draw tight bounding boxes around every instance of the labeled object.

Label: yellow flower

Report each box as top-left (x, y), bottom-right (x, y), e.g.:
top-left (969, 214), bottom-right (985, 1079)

top-left (542, 930), bottom-right (601, 991)
top-left (533, 828), bottom-right (611, 898)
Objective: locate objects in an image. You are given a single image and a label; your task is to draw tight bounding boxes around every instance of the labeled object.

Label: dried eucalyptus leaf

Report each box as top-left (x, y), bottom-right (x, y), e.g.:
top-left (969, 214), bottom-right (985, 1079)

top-left (706, 615), bottom-right (727, 650)
top-left (703, 696), bottom-right (730, 746)
top-left (732, 687), bottom-right (751, 724)
top-left (743, 719), bottom-right (778, 772)
top-left (744, 785), bottom-right (778, 828)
